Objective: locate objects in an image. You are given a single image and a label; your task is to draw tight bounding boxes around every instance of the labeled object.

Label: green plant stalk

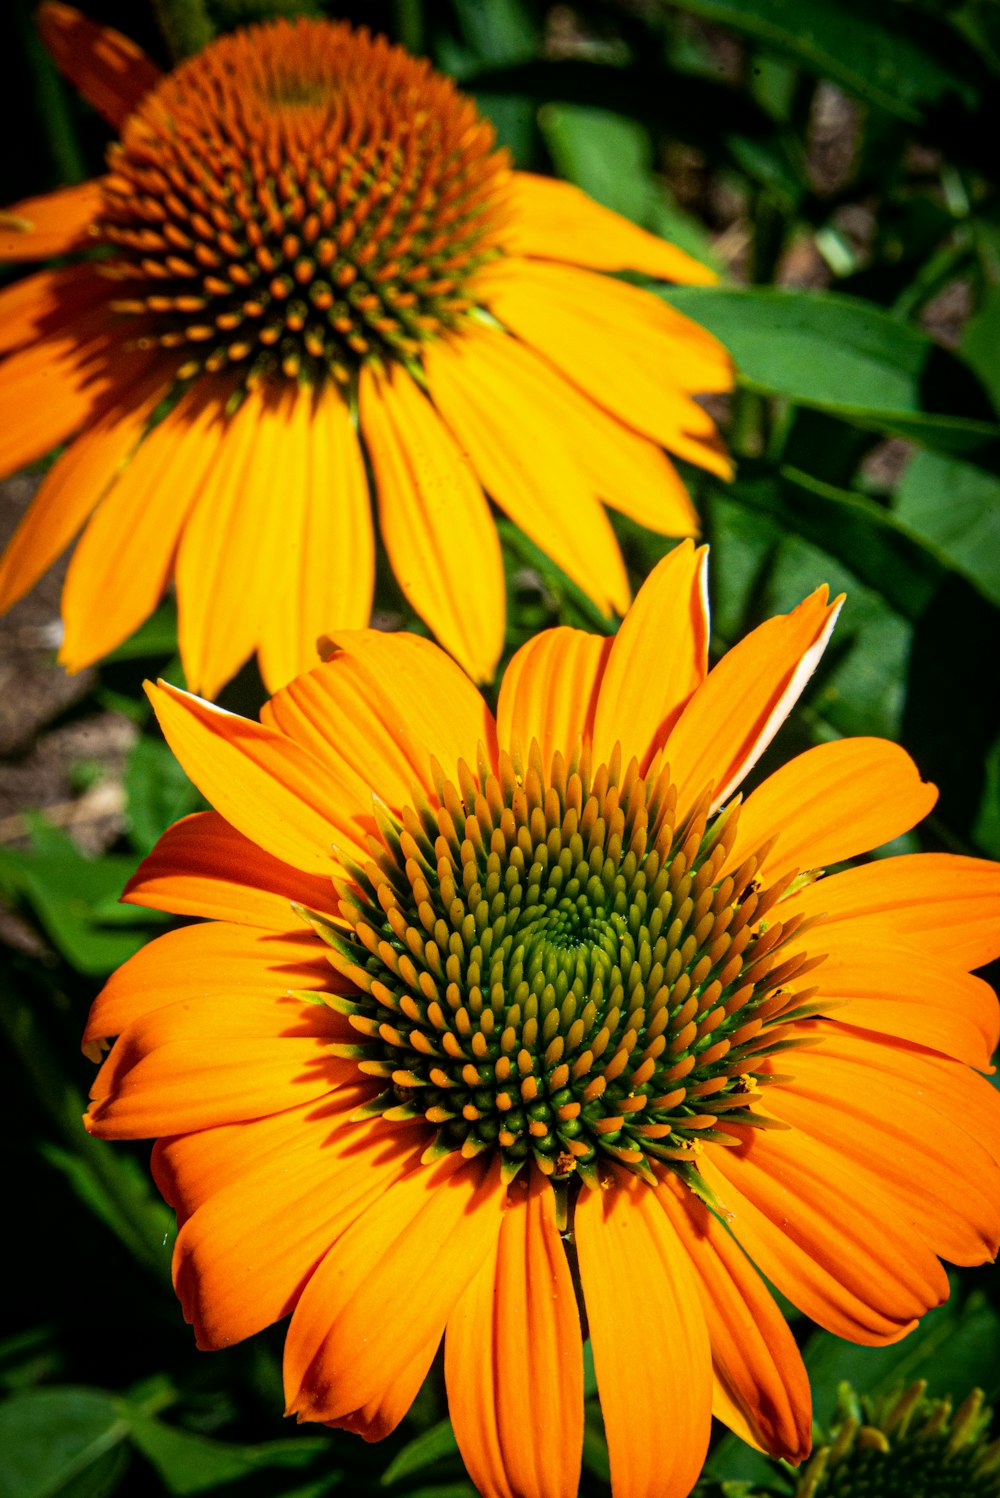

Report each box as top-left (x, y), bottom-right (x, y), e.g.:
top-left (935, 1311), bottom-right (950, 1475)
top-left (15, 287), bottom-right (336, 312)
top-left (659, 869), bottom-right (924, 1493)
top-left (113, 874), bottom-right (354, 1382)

top-left (151, 0), bottom-right (215, 60)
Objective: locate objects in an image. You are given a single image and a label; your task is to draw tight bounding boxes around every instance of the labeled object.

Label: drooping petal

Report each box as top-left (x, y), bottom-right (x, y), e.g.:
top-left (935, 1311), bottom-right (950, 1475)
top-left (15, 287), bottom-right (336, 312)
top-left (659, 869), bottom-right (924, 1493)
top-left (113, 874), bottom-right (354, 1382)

top-left (256, 382), bottom-right (375, 691)
top-left (58, 377), bottom-right (229, 671)
top-left (654, 1173), bottom-right (811, 1463)
top-left (662, 588), bottom-right (842, 812)
top-left (175, 382), bottom-right (311, 699)
top-left (726, 739), bottom-right (938, 885)
top-left (790, 853), bottom-right (1000, 972)
top-left (446, 1169), bottom-right (583, 1498)
top-left (37, 3), bottom-right (162, 129)
top-left (273, 630), bottom-right (498, 805)
top-left (0, 365), bottom-right (168, 614)
top-left (475, 257), bottom-right (732, 475)
top-left (702, 1132), bottom-right (949, 1344)
top-left (424, 326), bottom-right (629, 616)
top-left (591, 541), bottom-right (709, 770)
top-left (174, 1113), bottom-right (424, 1349)
top-left (146, 681), bottom-right (371, 875)
top-left (496, 628), bottom-right (612, 769)
top-left (0, 180), bottom-right (103, 260)
top-left (84, 917), bottom-right (336, 1049)
top-left (764, 1052), bottom-right (1000, 1266)
top-left (810, 930), bottom-right (998, 1069)
top-left (283, 1153), bottom-right (506, 1426)
top-left (121, 811), bottom-right (337, 930)
top-left (505, 172), bottom-right (718, 284)
top-left (575, 1171), bottom-right (713, 1498)
top-left (359, 362), bottom-right (504, 683)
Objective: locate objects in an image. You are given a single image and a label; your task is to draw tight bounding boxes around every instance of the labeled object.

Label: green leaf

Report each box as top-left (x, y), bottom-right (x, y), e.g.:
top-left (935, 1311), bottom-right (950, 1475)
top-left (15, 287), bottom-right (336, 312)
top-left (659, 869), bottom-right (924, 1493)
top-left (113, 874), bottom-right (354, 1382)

top-left (380, 1419), bottom-right (458, 1487)
top-left (0, 818), bottom-right (164, 975)
top-left (129, 1416), bottom-right (331, 1496)
top-left (124, 735), bottom-right (206, 855)
top-left (0, 1388), bottom-right (130, 1498)
top-left (894, 449), bottom-right (1000, 607)
top-left (961, 279), bottom-right (1000, 417)
top-left (658, 0), bottom-right (980, 122)
top-left (661, 286), bottom-right (1000, 457)
top-left (805, 1292), bottom-right (1000, 1428)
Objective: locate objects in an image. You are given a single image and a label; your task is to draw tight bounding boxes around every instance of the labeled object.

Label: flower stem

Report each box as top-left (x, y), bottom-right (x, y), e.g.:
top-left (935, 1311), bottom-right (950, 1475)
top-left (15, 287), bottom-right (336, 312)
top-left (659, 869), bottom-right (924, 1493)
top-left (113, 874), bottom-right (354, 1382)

top-left (150, 0), bottom-right (215, 60)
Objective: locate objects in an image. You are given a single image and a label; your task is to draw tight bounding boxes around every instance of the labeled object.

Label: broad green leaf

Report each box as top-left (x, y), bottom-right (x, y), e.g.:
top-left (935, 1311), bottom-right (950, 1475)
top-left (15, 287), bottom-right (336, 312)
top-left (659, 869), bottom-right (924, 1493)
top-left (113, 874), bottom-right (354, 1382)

top-left (961, 279), bottom-right (1000, 416)
top-left (805, 1292), bottom-right (1000, 1427)
top-left (0, 1388), bottom-right (130, 1498)
top-left (0, 818), bottom-right (163, 975)
top-left (661, 286), bottom-right (1000, 456)
top-left (129, 1415), bottom-right (331, 1496)
top-left (380, 1419), bottom-right (459, 1486)
top-left (894, 449), bottom-right (1000, 607)
top-left (658, 0), bottom-right (979, 121)
top-left (124, 736), bottom-right (205, 855)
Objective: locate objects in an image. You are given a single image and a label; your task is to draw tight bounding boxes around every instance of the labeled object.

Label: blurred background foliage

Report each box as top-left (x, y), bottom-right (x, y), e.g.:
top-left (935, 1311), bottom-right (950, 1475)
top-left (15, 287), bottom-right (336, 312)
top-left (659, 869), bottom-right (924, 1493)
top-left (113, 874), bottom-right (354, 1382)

top-left (1, 0), bottom-right (1000, 1493)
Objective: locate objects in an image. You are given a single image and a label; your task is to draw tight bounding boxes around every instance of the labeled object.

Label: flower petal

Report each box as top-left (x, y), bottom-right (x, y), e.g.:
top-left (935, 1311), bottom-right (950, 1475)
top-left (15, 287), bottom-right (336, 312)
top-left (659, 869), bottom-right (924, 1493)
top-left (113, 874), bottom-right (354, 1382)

top-left (38, 2), bottom-right (162, 129)
top-left (146, 681), bottom-right (371, 876)
top-left (655, 1172), bottom-right (811, 1463)
top-left (790, 852), bottom-right (1000, 972)
top-left (174, 1112), bottom-right (424, 1349)
top-left (0, 180), bottom-right (103, 260)
top-left (0, 264), bottom-right (108, 358)
top-left (496, 628), bottom-right (612, 769)
top-left (257, 383), bottom-right (374, 692)
top-left (663, 587), bottom-right (842, 812)
top-left (591, 541), bottom-right (709, 770)
top-left (275, 630), bottom-right (498, 804)
top-left (84, 918), bottom-right (334, 1049)
top-left (505, 172), bottom-right (718, 284)
top-left (283, 1153), bottom-right (506, 1425)
top-left (575, 1170), bottom-right (713, 1498)
top-left (726, 739), bottom-right (938, 886)
top-left (424, 326), bottom-right (629, 616)
top-left (446, 1168), bottom-right (583, 1498)
top-left (359, 362), bottom-right (504, 683)
top-left (702, 1130), bottom-right (949, 1344)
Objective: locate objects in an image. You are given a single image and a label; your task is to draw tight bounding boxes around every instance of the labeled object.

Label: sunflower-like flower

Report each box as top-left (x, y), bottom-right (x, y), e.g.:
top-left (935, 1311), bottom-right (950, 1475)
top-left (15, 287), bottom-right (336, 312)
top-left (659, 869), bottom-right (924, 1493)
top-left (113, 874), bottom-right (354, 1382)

top-left (83, 542), bottom-right (1000, 1498)
top-left (0, 3), bottom-right (730, 696)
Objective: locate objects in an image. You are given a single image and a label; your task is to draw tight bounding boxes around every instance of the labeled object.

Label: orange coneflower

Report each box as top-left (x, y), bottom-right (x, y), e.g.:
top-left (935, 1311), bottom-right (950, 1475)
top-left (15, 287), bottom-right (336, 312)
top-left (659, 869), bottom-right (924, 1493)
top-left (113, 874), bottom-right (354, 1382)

top-left (0, 3), bottom-right (731, 696)
top-left (84, 540), bottom-right (1000, 1498)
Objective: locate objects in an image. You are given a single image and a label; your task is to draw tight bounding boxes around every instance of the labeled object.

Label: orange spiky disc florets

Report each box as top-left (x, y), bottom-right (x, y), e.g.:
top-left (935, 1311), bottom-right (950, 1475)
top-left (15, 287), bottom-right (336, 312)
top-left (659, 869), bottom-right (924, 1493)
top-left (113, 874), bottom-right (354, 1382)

top-left (98, 17), bottom-right (512, 385)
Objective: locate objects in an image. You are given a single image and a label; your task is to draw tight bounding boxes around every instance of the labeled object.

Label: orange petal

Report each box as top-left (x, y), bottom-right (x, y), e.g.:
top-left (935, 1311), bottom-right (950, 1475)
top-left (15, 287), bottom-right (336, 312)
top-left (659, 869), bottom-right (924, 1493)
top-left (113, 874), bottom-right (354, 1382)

top-left (446, 1168), bottom-right (583, 1498)
top-left (283, 1153), bottom-right (506, 1425)
top-left (83, 918), bottom-right (334, 1049)
top-left (85, 1034), bottom-right (353, 1140)
top-left (175, 382), bottom-right (311, 699)
top-left (285, 629), bottom-right (498, 802)
top-left (655, 1173), bottom-right (811, 1462)
top-left (0, 264), bottom-right (108, 357)
top-left (811, 930), bottom-right (998, 1068)
top-left (0, 366), bottom-right (167, 614)
top-left (505, 172), bottom-right (718, 284)
top-left (496, 628), bottom-right (612, 769)
top-left (726, 739), bottom-right (938, 886)
top-left (175, 1113), bottom-right (423, 1349)
top-left (702, 1132), bottom-right (949, 1343)
top-left (122, 811), bottom-right (337, 930)
top-left (38, 3), bottom-right (162, 129)
top-left (766, 1053), bottom-right (1000, 1267)
top-left (475, 257), bottom-right (732, 476)
top-left (790, 852), bottom-right (1000, 973)
top-left (359, 362), bottom-right (504, 683)
top-left (0, 180), bottom-right (103, 260)
top-left (662, 588), bottom-right (842, 813)
top-left (575, 1170), bottom-right (713, 1498)
top-left (424, 326), bottom-right (629, 616)
top-left (257, 383), bottom-right (375, 692)
top-left (147, 680), bottom-right (371, 877)
top-left (591, 541), bottom-right (709, 770)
